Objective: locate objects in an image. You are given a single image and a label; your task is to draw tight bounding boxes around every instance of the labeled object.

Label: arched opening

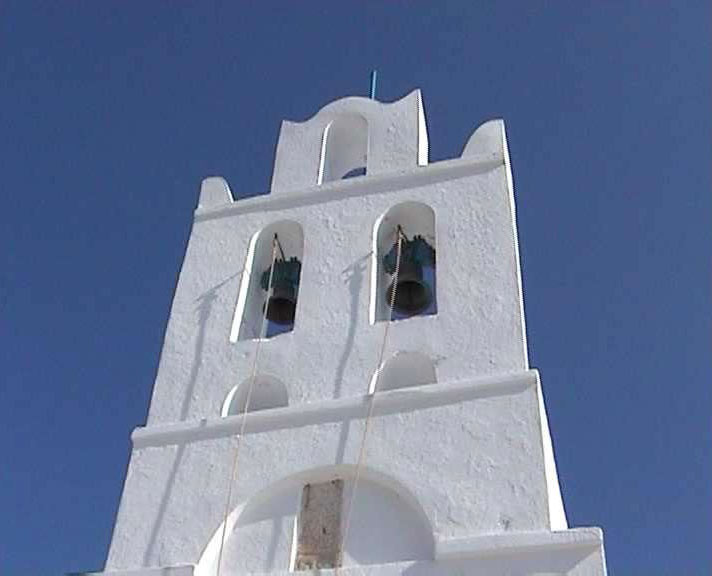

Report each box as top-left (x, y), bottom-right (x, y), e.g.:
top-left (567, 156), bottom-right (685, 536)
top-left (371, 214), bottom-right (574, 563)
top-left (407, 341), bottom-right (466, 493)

top-left (318, 114), bottom-right (369, 184)
top-left (230, 220), bottom-right (304, 341)
top-left (370, 351), bottom-right (437, 394)
top-left (196, 466), bottom-right (433, 575)
top-left (370, 202), bottom-right (437, 323)
top-left (222, 375), bottom-right (289, 416)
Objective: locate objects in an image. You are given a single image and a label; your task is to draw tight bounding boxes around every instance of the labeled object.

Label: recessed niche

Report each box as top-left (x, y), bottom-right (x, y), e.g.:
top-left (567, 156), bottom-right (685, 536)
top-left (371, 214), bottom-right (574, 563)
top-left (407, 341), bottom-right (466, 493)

top-left (318, 114), bottom-right (369, 184)
top-left (370, 351), bottom-right (437, 393)
top-left (230, 220), bottom-right (304, 342)
top-left (221, 375), bottom-right (289, 416)
top-left (371, 201), bottom-right (437, 323)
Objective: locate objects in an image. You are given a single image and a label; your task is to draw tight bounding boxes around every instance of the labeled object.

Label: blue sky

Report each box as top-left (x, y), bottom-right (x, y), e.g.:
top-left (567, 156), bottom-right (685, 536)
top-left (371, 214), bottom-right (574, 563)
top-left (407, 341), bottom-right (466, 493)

top-left (1, 3), bottom-right (710, 574)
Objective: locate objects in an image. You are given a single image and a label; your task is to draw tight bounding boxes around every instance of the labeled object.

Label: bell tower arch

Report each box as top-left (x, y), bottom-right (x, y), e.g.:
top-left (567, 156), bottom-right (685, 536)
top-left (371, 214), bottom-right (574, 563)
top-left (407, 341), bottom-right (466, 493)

top-left (230, 220), bottom-right (304, 342)
top-left (371, 201), bottom-right (437, 323)
top-left (97, 89), bottom-right (607, 576)
top-left (318, 113), bottom-right (369, 184)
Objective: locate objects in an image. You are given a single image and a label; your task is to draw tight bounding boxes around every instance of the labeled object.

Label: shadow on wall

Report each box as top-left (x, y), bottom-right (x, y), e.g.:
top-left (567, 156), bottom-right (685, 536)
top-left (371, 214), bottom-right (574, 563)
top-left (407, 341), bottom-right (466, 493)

top-left (333, 254), bottom-right (369, 465)
top-left (222, 375), bottom-right (289, 416)
top-left (143, 275), bottom-right (237, 565)
top-left (339, 477), bottom-right (433, 567)
top-left (371, 351), bottom-right (437, 394)
top-left (334, 255), bottom-right (369, 400)
top-left (196, 466), bottom-right (434, 575)
top-left (183, 274), bottom-right (239, 419)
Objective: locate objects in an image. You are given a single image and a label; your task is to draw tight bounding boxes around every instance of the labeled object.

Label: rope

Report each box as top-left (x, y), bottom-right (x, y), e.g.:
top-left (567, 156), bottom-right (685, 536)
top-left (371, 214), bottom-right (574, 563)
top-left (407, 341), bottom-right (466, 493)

top-left (216, 236), bottom-right (279, 576)
top-left (337, 225), bottom-right (405, 568)
top-left (274, 234), bottom-right (287, 262)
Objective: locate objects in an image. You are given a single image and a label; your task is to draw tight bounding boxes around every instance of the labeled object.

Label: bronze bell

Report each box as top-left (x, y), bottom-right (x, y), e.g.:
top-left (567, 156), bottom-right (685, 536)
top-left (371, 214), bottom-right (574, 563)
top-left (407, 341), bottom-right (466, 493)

top-left (386, 258), bottom-right (432, 315)
top-left (383, 233), bottom-right (436, 316)
top-left (261, 256), bottom-right (302, 326)
top-left (264, 283), bottom-right (297, 325)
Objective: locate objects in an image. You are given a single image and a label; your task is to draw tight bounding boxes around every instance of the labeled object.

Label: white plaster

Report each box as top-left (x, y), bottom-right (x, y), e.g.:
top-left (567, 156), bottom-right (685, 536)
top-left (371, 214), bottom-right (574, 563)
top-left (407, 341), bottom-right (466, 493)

top-left (147, 157), bottom-right (532, 427)
top-left (500, 118), bottom-right (531, 368)
top-left (194, 471), bottom-right (433, 575)
top-left (318, 114), bottom-right (369, 184)
top-left (99, 91), bottom-right (606, 576)
top-left (461, 119), bottom-right (506, 162)
top-left (287, 511), bottom-right (298, 573)
top-left (107, 372), bottom-right (559, 572)
top-left (368, 211), bottom-right (386, 326)
top-left (96, 527), bottom-right (606, 576)
top-left (535, 374), bottom-right (568, 530)
top-left (133, 370), bottom-right (537, 448)
top-left (221, 374), bottom-right (288, 417)
top-left (417, 91), bottom-right (428, 167)
top-left (228, 229), bottom-right (259, 343)
top-left (435, 527), bottom-right (603, 559)
top-left (271, 90), bottom-right (428, 194)
top-left (371, 351), bottom-right (437, 393)
top-left (198, 177), bottom-right (234, 210)
top-left (195, 153), bottom-right (502, 221)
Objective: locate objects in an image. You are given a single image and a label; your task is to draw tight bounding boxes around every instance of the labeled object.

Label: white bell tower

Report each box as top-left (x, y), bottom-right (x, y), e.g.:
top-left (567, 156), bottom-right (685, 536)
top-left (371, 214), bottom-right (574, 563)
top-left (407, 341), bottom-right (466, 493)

top-left (99, 89), bottom-right (607, 576)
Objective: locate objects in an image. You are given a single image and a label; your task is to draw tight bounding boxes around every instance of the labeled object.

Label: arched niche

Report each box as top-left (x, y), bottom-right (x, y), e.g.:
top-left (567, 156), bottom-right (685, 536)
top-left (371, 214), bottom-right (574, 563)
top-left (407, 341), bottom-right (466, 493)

top-left (318, 114), bottom-right (369, 184)
top-left (196, 466), bottom-right (434, 575)
top-left (230, 220), bottom-right (304, 342)
top-left (370, 201), bottom-right (437, 323)
top-left (221, 375), bottom-right (289, 417)
top-left (370, 351), bottom-right (437, 394)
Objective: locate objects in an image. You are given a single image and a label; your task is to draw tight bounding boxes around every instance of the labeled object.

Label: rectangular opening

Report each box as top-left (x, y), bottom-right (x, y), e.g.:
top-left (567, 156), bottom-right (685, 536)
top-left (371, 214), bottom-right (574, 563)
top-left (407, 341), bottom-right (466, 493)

top-left (294, 479), bottom-right (344, 570)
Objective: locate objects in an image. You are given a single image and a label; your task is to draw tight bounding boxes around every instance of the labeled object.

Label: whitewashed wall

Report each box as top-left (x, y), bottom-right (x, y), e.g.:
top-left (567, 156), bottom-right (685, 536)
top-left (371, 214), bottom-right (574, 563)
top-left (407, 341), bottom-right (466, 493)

top-left (102, 92), bottom-right (605, 576)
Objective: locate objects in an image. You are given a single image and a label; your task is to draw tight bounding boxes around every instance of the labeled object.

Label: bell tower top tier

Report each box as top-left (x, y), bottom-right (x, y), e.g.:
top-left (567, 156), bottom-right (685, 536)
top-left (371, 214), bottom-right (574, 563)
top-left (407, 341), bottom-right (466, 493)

top-left (102, 89), bottom-right (607, 576)
top-left (270, 90), bottom-right (429, 194)
top-left (153, 89), bottom-right (529, 427)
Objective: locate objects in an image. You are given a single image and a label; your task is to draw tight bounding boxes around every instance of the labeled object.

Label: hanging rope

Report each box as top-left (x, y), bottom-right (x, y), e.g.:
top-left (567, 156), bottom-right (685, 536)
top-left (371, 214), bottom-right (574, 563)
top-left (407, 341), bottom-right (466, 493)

top-left (274, 233), bottom-right (287, 262)
top-left (337, 225), bottom-right (405, 568)
top-left (215, 235), bottom-right (279, 576)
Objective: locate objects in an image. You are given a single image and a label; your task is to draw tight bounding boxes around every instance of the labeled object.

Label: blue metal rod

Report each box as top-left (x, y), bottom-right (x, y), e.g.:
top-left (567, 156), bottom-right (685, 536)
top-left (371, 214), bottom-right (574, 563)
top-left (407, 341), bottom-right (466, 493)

top-left (370, 70), bottom-right (378, 100)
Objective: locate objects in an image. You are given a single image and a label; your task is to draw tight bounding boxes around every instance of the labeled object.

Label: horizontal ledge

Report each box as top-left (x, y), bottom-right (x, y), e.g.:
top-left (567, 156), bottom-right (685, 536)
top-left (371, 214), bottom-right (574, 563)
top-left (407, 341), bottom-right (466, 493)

top-left (194, 154), bottom-right (504, 222)
top-left (435, 527), bottom-right (604, 560)
top-left (132, 370), bottom-right (537, 449)
top-left (89, 529), bottom-right (602, 576)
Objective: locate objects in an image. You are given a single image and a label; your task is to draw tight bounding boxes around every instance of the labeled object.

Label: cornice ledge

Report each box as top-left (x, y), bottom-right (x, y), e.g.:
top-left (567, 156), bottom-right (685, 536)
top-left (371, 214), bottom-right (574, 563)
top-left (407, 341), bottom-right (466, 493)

top-left (193, 154), bottom-right (504, 223)
top-left (132, 369), bottom-right (536, 449)
top-left (436, 527), bottom-right (604, 560)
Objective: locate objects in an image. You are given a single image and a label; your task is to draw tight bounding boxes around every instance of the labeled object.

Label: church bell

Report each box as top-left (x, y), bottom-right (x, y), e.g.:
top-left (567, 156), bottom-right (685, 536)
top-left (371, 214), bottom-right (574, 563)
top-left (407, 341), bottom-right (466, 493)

top-left (261, 256), bottom-right (302, 325)
top-left (383, 234), bottom-right (436, 315)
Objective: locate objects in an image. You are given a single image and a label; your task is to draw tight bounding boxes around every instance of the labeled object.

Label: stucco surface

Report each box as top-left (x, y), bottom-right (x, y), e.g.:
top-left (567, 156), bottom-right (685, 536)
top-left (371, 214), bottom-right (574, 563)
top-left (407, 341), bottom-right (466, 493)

top-left (102, 92), bottom-right (605, 575)
top-left (108, 374), bottom-right (553, 570)
top-left (147, 162), bottom-right (527, 427)
top-left (271, 91), bottom-right (426, 194)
